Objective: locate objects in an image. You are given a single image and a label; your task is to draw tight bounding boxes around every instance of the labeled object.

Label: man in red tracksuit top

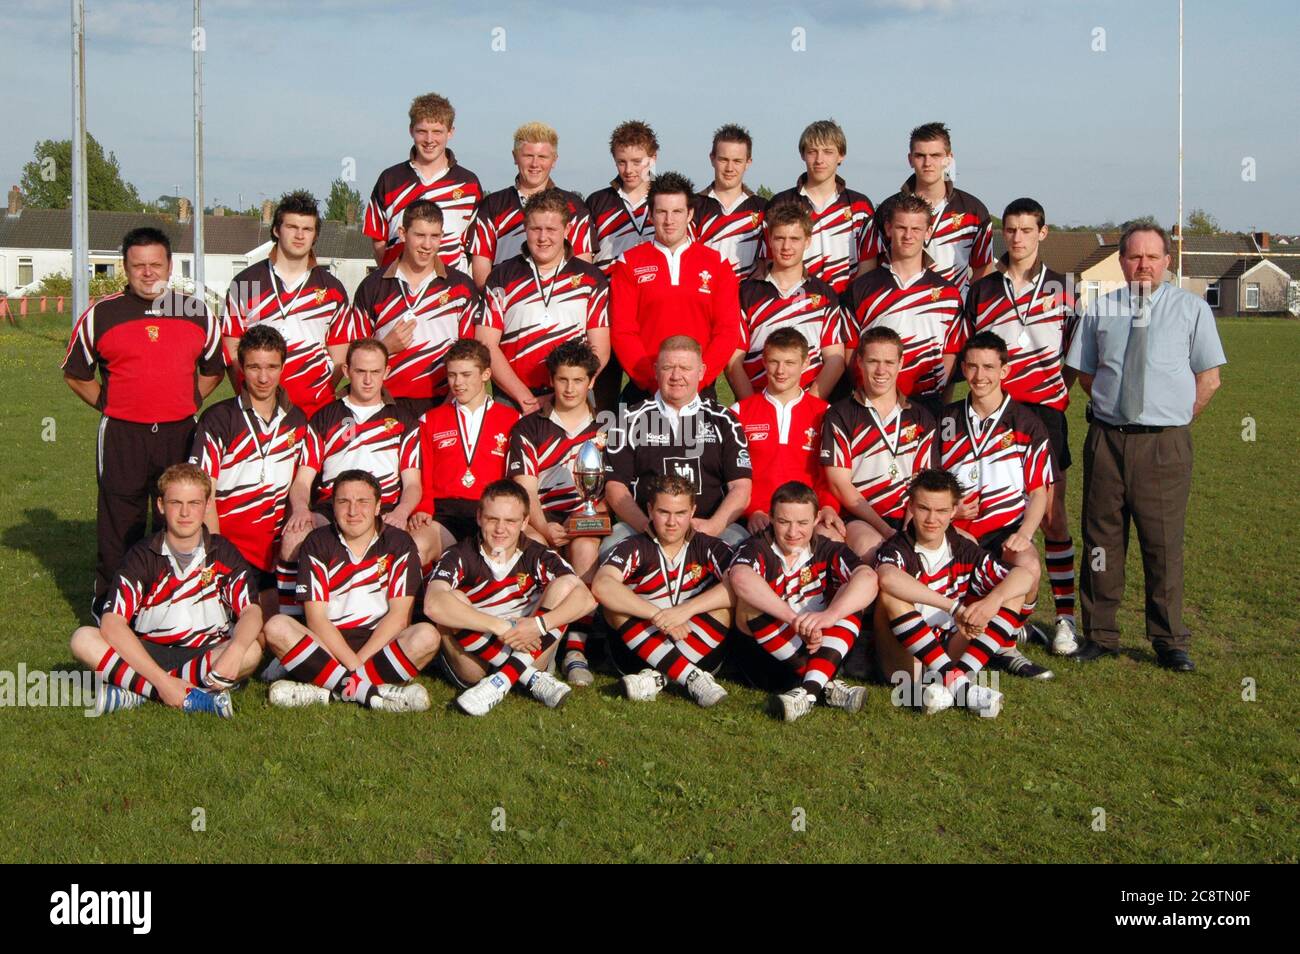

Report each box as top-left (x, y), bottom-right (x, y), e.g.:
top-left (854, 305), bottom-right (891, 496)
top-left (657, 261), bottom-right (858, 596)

top-left (411, 338), bottom-right (520, 565)
top-left (610, 171), bottom-right (740, 404)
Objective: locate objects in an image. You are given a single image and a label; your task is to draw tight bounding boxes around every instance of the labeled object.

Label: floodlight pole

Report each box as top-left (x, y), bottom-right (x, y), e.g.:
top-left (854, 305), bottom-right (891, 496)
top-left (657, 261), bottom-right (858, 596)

top-left (193, 0), bottom-right (205, 301)
top-left (71, 0), bottom-right (88, 323)
top-left (1177, 0), bottom-right (1184, 287)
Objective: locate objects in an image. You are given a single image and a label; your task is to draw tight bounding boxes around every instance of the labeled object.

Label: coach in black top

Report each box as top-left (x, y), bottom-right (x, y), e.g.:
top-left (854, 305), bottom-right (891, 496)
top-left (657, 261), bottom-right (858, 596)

top-left (62, 227), bottom-right (225, 619)
top-left (604, 335), bottom-right (752, 549)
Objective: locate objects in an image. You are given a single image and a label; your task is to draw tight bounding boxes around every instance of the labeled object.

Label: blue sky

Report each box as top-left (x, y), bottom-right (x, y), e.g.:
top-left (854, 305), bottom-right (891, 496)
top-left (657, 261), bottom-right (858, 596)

top-left (4, 0), bottom-right (1296, 231)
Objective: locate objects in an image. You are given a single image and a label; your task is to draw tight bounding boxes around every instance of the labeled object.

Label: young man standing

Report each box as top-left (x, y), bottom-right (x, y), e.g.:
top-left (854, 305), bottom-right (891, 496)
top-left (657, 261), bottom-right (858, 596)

top-left (839, 193), bottom-right (964, 416)
top-left (609, 171), bottom-right (740, 402)
top-left (350, 200), bottom-right (479, 417)
top-left (424, 480), bottom-right (596, 716)
top-left (262, 470), bottom-right (436, 712)
top-left (693, 124), bottom-right (766, 280)
top-left (410, 339), bottom-right (520, 564)
top-left (860, 122), bottom-right (993, 303)
top-left (592, 475), bottom-right (733, 707)
top-left (191, 325), bottom-right (310, 616)
top-left (729, 201), bottom-right (844, 401)
top-left (821, 328), bottom-right (938, 562)
top-left (477, 188), bottom-right (610, 415)
top-left (729, 482), bottom-right (878, 722)
top-left (469, 122), bottom-right (593, 289)
top-left (762, 119), bottom-right (873, 295)
top-left (69, 464), bottom-right (265, 717)
top-left (964, 198), bottom-right (1079, 653)
top-left (506, 341), bottom-right (607, 686)
top-left (222, 190), bottom-right (354, 417)
top-left (364, 92), bottom-right (482, 271)
top-left (874, 469), bottom-right (1037, 718)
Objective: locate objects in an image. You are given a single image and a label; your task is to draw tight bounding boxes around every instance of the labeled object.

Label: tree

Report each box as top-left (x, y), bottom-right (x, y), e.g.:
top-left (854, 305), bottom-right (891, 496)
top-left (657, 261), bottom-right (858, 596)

top-left (1184, 208), bottom-right (1220, 235)
top-left (756, 184), bottom-right (774, 201)
top-left (19, 134), bottom-right (143, 212)
top-left (325, 178), bottom-right (362, 221)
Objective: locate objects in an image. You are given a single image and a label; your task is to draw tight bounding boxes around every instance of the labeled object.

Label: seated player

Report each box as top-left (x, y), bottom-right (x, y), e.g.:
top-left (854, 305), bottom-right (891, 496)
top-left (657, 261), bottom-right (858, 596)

top-left (262, 470), bottom-right (437, 711)
top-left (728, 482), bottom-right (878, 722)
top-left (730, 328), bottom-right (843, 539)
top-left (873, 469), bottom-right (1037, 718)
top-left (591, 475), bottom-right (733, 708)
top-left (423, 480), bottom-right (596, 716)
top-left (506, 340), bottom-right (607, 686)
top-left (728, 201), bottom-right (844, 401)
top-left (821, 327), bottom-right (938, 561)
top-left (69, 464), bottom-right (266, 717)
top-left (937, 331), bottom-right (1055, 679)
top-left (410, 338), bottom-right (520, 564)
top-left (191, 325), bottom-right (309, 616)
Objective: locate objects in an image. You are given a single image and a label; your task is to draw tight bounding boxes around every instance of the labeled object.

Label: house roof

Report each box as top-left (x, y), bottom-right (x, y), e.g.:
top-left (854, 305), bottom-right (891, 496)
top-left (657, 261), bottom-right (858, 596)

top-left (990, 231), bottom-right (1118, 277)
top-left (1172, 233), bottom-right (1300, 280)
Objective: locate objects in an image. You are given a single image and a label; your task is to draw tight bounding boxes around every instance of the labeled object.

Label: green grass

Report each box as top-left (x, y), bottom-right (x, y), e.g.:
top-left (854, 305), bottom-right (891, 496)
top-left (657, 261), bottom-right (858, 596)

top-left (1, 313), bottom-right (1296, 863)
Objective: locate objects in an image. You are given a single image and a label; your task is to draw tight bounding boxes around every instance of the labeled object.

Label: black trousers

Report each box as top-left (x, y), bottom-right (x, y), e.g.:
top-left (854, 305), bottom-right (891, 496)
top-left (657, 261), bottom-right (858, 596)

top-left (95, 416), bottom-right (196, 601)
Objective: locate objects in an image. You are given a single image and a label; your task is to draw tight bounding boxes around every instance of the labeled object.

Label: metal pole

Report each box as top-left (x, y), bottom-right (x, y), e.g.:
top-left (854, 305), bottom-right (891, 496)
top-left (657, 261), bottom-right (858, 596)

top-left (71, 0), bottom-right (88, 323)
top-left (193, 0), bottom-right (205, 302)
top-left (1177, 0), bottom-right (1184, 287)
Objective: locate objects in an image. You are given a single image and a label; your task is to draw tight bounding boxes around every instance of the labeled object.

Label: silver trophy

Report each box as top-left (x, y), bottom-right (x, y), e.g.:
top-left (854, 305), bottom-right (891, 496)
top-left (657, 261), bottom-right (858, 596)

top-left (567, 439), bottom-right (611, 536)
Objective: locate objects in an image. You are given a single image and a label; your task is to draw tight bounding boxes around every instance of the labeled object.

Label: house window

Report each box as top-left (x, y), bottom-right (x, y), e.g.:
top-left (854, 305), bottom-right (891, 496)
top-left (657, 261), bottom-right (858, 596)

top-left (182, 259), bottom-right (192, 279)
top-left (18, 257), bottom-right (33, 286)
top-left (1245, 283), bottom-right (1260, 310)
top-left (1205, 281), bottom-right (1220, 309)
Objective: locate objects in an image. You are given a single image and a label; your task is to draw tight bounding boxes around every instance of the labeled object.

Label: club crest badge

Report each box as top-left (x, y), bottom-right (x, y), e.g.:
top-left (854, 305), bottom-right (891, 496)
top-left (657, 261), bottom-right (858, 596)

top-left (494, 432), bottom-right (507, 451)
top-left (314, 288), bottom-right (327, 305)
top-left (377, 555), bottom-right (390, 575)
top-left (516, 572), bottom-right (531, 590)
top-left (930, 288), bottom-right (942, 302)
top-left (452, 188), bottom-right (464, 200)
top-left (384, 417), bottom-right (399, 432)
top-left (799, 567), bottom-right (813, 585)
top-left (1000, 433), bottom-right (1015, 449)
top-left (686, 563), bottom-right (703, 583)
top-left (901, 423), bottom-right (918, 443)
top-left (842, 208), bottom-right (852, 221)
top-left (698, 270), bottom-right (712, 291)
top-left (750, 212), bottom-right (761, 226)
top-left (439, 292), bottom-right (450, 306)
top-left (809, 294), bottom-right (822, 308)
top-left (950, 212), bottom-right (966, 228)
top-left (146, 325), bottom-right (160, 342)
top-left (200, 567), bottom-right (214, 585)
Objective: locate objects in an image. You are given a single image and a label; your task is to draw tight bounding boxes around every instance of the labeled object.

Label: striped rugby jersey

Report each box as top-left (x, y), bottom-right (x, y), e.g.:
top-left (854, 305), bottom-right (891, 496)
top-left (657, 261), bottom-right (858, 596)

top-left (429, 536), bottom-right (575, 620)
top-left (505, 409), bottom-right (605, 521)
top-left (109, 530), bottom-right (254, 648)
top-left (469, 182), bottom-right (593, 265)
top-left (221, 258), bottom-right (355, 417)
top-left (737, 273), bottom-right (842, 391)
top-left (586, 181), bottom-right (653, 275)
top-left (481, 253), bottom-right (609, 391)
top-left (937, 396), bottom-right (1054, 542)
top-left (296, 523), bottom-right (421, 632)
top-left (692, 188), bottom-right (766, 279)
top-left (599, 531), bottom-right (734, 609)
top-left (874, 527), bottom-right (1009, 626)
top-left (763, 175), bottom-right (874, 294)
top-left (963, 261), bottom-right (1078, 412)
top-left (306, 396), bottom-right (420, 511)
top-left (349, 260), bottom-right (479, 402)
top-left (819, 395), bottom-right (938, 524)
top-left (730, 532), bottom-right (862, 615)
top-left (190, 390), bottom-right (310, 571)
top-left (363, 149), bottom-right (483, 271)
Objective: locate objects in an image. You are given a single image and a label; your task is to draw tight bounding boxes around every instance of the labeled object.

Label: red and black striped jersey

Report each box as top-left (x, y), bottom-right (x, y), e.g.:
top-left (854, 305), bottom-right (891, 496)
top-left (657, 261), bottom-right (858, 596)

top-left (599, 531), bottom-right (734, 609)
top-left (222, 259), bottom-right (355, 417)
top-left (190, 391), bottom-right (310, 572)
top-left (732, 390), bottom-right (838, 518)
top-left (863, 179), bottom-right (992, 301)
top-left (481, 253), bottom-right (609, 391)
top-left (840, 266), bottom-right (965, 401)
top-left (305, 397), bottom-right (421, 510)
top-left (937, 396), bottom-right (1055, 541)
top-left (819, 395), bottom-right (937, 523)
top-left (349, 261), bottom-right (479, 402)
top-left (296, 523), bottom-right (421, 632)
top-left (737, 273), bottom-right (841, 391)
top-left (964, 262), bottom-right (1078, 412)
top-left (505, 409), bottom-right (605, 521)
top-left (62, 290), bottom-right (224, 423)
top-left (585, 182), bottom-right (653, 275)
top-left (429, 535), bottom-right (575, 620)
top-left (730, 532), bottom-right (862, 614)
top-left (363, 150), bottom-right (483, 271)
top-left (469, 182), bottom-right (593, 265)
top-left (875, 526), bottom-right (1008, 603)
top-left (692, 188), bottom-right (766, 279)
top-left (109, 530), bottom-right (254, 648)
top-left (762, 175), bottom-right (874, 294)
top-left (414, 398), bottom-right (519, 513)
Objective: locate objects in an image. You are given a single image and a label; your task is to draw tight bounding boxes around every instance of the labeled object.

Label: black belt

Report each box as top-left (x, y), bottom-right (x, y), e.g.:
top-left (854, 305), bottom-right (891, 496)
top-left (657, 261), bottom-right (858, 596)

top-left (1086, 403), bottom-right (1173, 434)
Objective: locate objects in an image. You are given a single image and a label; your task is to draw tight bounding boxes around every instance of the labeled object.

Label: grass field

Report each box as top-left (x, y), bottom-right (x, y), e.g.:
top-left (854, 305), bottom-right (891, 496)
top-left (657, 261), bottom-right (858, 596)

top-left (1, 312), bottom-right (1296, 863)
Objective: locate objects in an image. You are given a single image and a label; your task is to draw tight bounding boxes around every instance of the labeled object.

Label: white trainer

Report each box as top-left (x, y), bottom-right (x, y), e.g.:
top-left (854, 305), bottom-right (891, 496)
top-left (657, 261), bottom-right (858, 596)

top-left (684, 668), bottom-right (727, 708)
top-left (268, 680), bottom-right (330, 708)
top-left (1051, 616), bottom-right (1080, 655)
top-left (822, 679), bottom-right (867, 714)
top-left (622, 668), bottom-right (667, 702)
top-left (369, 682), bottom-right (430, 713)
top-left (961, 682), bottom-right (1004, 718)
top-left (775, 686), bottom-right (816, 722)
top-left (456, 671), bottom-right (512, 716)
top-left (921, 681), bottom-right (956, 714)
top-left (527, 670), bottom-right (571, 709)
top-left (562, 651), bottom-right (594, 687)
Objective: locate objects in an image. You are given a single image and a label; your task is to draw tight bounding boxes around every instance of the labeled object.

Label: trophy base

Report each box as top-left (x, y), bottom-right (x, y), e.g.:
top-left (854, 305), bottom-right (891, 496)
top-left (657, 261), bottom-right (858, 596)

top-left (565, 515), bottom-right (612, 537)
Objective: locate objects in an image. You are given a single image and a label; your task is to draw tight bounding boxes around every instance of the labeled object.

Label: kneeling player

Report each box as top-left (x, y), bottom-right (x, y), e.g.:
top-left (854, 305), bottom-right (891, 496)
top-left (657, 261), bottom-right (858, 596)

top-left (69, 464), bottom-right (265, 717)
top-left (262, 470), bottom-right (437, 712)
top-left (873, 469), bottom-right (1037, 718)
top-left (424, 480), bottom-right (596, 716)
top-left (591, 475), bottom-right (733, 708)
top-left (728, 481), bottom-right (878, 722)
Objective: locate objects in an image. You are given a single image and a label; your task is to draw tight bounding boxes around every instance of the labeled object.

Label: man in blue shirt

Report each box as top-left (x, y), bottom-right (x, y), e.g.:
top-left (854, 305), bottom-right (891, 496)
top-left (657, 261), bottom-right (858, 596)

top-left (1066, 223), bottom-right (1226, 670)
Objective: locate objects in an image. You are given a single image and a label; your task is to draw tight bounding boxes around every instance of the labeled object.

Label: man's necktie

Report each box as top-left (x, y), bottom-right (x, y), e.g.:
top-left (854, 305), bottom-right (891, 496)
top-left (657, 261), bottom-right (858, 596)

top-left (1117, 294), bottom-right (1149, 424)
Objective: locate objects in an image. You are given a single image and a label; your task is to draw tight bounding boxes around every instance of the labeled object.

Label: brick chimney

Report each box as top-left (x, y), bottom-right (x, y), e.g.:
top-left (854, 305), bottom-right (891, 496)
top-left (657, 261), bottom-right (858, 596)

top-left (1254, 231), bottom-right (1271, 251)
top-left (213, 206), bottom-right (225, 217)
top-left (6, 186), bottom-right (21, 217)
top-left (345, 201), bottom-right (358, 228)
top-left (178, 197), bottom-right (192, 223)
top-left (261, 199), bottom-right (274, 226)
